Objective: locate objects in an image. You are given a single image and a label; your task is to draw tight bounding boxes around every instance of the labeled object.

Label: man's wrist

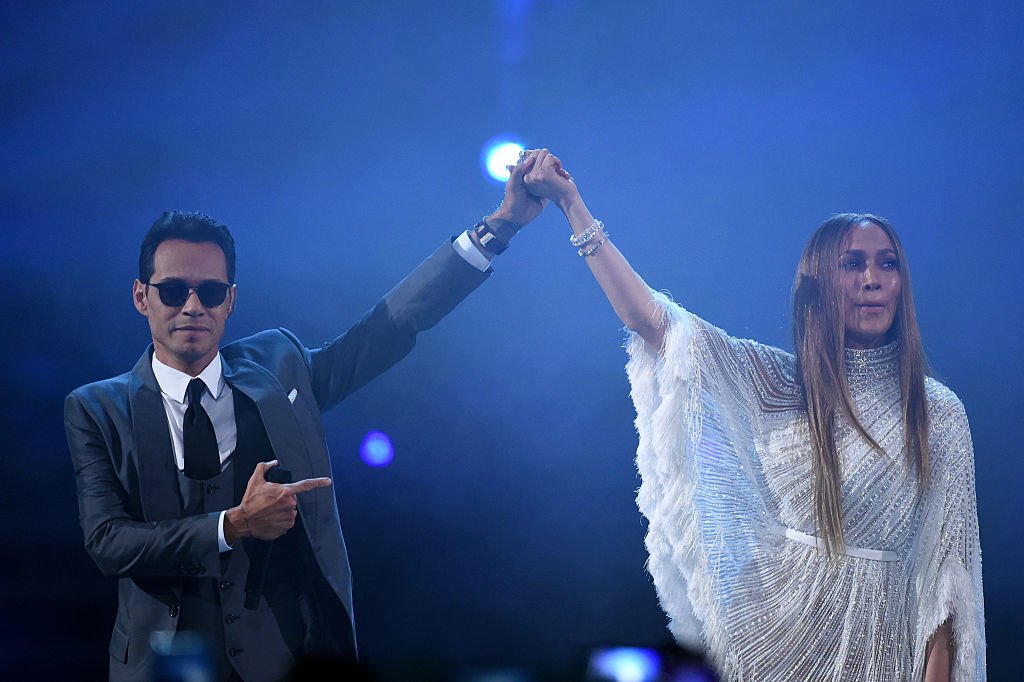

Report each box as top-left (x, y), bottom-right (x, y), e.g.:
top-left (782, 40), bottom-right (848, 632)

top-left (488, 208), bottom-right (515, 225)
top-left (465, 228), bottom-right (489, 255)
top-left (224, 505), bottom-right (250, 547)
top-left (473, 216), bottom-right (521, 256)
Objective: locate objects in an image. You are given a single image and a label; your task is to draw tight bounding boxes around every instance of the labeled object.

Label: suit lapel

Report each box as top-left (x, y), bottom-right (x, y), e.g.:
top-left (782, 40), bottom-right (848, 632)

top-left (129, 347), bottom-right (183, 521)
top-left (224, 359), bottom-right (318, 520)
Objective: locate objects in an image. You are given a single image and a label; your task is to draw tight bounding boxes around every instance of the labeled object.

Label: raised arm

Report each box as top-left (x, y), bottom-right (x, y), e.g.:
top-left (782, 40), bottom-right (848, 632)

top-left (522, 149), bottom-right (666, 350)
top-left (305, 158), bottom-right (550, 411)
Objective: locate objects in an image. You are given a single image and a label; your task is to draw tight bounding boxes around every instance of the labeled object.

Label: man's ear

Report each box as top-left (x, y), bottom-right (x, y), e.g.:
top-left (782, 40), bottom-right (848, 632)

top-left (133, 280), bottom-right (149, 316)
top-left (225, 286), bottom-right (236, 316)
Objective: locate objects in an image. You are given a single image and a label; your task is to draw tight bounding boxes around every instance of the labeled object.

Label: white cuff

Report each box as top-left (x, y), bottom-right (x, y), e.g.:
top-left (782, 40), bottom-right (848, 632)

top-left (217, 510), bottom-right (232, 553)
top-left (453, 231), bottom-right (493, 272)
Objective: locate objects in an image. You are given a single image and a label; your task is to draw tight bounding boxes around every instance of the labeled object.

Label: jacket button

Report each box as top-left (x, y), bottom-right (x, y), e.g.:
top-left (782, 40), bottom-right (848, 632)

top-left (224, 614), bottom-right (236, 624)
top-left (206, 484), bottom-right (219, 495)
top-left (219, 580), bottom-right (233, 590)
top-left (169, 605), bottom-right (179, 617)
top-left (229, 647), bottom-right (243, 657)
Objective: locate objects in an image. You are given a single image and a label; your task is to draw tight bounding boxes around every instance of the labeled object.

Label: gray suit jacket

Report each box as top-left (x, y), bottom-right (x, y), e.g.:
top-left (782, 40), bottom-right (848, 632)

top-left (65, 242), bottom-right (489, 680)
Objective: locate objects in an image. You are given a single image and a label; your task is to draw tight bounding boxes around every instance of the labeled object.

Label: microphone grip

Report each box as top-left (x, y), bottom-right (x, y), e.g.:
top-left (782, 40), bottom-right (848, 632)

top-left (243, 466), bottom-right (293, 610)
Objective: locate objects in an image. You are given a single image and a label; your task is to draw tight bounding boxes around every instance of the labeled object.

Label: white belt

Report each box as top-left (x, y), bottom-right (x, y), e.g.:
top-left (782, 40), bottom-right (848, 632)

top-left (779, 527), bottom-right (900, 562)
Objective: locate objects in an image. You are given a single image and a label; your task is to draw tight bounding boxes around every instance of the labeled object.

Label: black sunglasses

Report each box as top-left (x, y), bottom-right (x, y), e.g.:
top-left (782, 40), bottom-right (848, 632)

top-left (145, 280), bottom-right (233, 308)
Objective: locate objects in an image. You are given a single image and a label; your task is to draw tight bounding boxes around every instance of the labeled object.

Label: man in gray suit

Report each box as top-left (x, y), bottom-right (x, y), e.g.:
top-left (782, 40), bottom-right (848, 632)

top-left (64, 158), bottom-right (547, 681)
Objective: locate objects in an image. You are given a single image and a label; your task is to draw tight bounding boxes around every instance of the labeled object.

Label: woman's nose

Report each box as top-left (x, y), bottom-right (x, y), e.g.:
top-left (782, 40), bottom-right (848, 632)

top-left (862, 268), bottom-right (881, 290)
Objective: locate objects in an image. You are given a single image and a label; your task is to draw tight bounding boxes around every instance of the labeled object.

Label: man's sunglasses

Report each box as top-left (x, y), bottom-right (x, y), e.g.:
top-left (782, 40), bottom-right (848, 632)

top-left (145, 280), bottom-right (233, 308)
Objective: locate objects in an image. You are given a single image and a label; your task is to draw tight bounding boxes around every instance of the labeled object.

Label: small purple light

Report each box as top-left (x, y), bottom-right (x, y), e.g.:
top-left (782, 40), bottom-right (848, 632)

top-left (360, 430), bottom-right (394, 467)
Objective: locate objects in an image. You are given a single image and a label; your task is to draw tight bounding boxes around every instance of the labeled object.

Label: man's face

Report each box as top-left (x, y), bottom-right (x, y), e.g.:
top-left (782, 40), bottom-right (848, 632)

top-left (133, 239), bottom-right (236, 375)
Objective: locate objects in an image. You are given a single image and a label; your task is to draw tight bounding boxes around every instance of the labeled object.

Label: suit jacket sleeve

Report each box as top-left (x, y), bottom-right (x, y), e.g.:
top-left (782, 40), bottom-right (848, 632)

top-left (301, 239), bottom-right (490, 412)
top-left (65, 390), bottom-right (222, 579)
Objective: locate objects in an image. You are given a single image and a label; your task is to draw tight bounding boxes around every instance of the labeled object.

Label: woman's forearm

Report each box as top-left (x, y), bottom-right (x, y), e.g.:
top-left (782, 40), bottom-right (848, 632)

top-left (557, 194), bottom-right (666, 350)
top-left (519, 149), bottom-right (666, 350)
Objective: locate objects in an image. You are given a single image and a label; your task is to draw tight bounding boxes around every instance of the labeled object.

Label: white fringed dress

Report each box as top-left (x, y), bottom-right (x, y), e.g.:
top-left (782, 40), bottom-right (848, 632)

top-left (627, 293), bottom-right (985, 681)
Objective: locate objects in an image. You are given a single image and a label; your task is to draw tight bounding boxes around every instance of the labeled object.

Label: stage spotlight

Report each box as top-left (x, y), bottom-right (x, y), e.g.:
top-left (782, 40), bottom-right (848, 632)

top-left (481, 137), bottom-right (525, 183)
top-left (360, 430), bottom-right (394, 467)
top-left (587, 647), bottom-right (661, 682)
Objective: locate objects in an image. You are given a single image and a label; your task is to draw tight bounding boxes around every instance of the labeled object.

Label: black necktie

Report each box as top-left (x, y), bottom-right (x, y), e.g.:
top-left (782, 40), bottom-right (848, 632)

top-left (184, 378), bottom-right (220, 480)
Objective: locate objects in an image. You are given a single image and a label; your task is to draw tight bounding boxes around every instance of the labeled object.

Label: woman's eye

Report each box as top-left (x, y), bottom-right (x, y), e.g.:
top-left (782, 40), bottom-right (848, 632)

top-left (882, 260), bottom-right (899, 270)
top-left (841, 260), bottom-right (860, 270)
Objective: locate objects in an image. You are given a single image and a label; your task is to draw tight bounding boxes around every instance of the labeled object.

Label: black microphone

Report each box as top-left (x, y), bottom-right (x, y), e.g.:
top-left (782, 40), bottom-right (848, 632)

top-left (243, 466), bottom-right (292, 610)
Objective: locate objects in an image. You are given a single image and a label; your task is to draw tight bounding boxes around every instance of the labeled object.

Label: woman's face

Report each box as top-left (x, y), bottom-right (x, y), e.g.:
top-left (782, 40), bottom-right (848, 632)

top-left (839, 223), bottom-right (902, 349)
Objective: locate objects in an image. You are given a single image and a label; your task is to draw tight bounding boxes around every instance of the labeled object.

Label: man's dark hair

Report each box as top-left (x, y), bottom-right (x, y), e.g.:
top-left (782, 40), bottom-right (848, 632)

top-left (139, 211), bottom-right (237, 283)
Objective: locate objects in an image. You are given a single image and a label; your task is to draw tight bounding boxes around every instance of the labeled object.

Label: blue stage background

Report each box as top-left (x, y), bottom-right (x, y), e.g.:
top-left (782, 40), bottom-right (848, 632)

top-left (2, 1), bottom-right (1020, 678)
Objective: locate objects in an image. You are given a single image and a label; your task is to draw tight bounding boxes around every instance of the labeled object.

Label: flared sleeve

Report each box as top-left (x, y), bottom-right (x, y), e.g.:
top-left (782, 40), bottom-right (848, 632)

top-left (626, 290), bottom-right (795, 665)
top-left (910, 386), bottom-right (986, 681)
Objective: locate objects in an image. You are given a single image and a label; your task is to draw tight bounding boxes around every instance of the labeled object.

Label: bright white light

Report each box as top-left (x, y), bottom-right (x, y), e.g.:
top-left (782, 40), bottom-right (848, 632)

top-left (482, 138), bottom-right (525, 183)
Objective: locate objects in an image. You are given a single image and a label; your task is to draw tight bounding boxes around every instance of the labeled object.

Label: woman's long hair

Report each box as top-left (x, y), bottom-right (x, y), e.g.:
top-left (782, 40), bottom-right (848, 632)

top-left (792, 214), bottom-right (930, 557)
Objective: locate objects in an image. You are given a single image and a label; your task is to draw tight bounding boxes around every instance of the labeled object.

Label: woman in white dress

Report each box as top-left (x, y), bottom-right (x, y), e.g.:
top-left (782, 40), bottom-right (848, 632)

top-left (520, 150), bottom-right (985, 681)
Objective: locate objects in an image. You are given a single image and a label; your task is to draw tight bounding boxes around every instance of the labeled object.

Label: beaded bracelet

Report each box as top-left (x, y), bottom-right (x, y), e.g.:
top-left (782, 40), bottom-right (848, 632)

top-left (579, 238), bottom-right (607, 257)
top-left (569, 219), bottom-right (606, 247)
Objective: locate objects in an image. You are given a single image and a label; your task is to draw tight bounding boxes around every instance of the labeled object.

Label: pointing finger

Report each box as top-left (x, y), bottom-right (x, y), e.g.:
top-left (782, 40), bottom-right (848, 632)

top-left (288, 477), bottom-right (333, 494)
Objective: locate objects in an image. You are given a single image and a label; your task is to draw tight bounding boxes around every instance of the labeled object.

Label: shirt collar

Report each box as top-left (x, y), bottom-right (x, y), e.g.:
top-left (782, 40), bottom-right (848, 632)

top-left (151, 352), bottom-right (225, 404)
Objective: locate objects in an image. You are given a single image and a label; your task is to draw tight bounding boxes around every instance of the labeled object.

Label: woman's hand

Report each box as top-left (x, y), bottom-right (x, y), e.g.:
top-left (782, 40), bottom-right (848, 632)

top-left (522, 149), bottom-right (579, 210)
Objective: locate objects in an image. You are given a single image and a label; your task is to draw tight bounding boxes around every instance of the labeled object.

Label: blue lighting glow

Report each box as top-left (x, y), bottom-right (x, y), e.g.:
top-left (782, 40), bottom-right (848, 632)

top-left (360, 430), bottom-right (394, 467)
top-left (481, 136), bottom-right (525, 183)
top-left (588, 647), bottom-right (661, 682)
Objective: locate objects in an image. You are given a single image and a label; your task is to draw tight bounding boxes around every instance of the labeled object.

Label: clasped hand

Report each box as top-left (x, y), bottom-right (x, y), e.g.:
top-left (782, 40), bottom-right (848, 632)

top-left (492, 148), bottom-right (579, 227)
top-left (225, 460), bottom-right (332, 545)
top-left (520, 148), bottom-right (578, 209)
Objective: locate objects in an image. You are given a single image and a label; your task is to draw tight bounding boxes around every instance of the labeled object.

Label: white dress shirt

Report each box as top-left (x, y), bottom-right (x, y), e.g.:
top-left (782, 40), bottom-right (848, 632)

top-left (151, 352), bottom-right (236, 552)
top-left (151, 352), bottom-right (237, 471)
top-left (454, 230), bottom-right (493, 271)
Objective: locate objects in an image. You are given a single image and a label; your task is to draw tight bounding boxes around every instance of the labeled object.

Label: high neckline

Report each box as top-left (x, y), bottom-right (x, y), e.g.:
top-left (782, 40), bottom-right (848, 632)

top-left (844, 341), bottom-right (899, 383)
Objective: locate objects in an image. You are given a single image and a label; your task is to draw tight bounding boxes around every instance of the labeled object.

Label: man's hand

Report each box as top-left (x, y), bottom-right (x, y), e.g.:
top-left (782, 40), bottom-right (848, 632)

top-left (224, 460), bottom-right (332, 545)
top-left (489, 154), bottom-right (546, 227)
